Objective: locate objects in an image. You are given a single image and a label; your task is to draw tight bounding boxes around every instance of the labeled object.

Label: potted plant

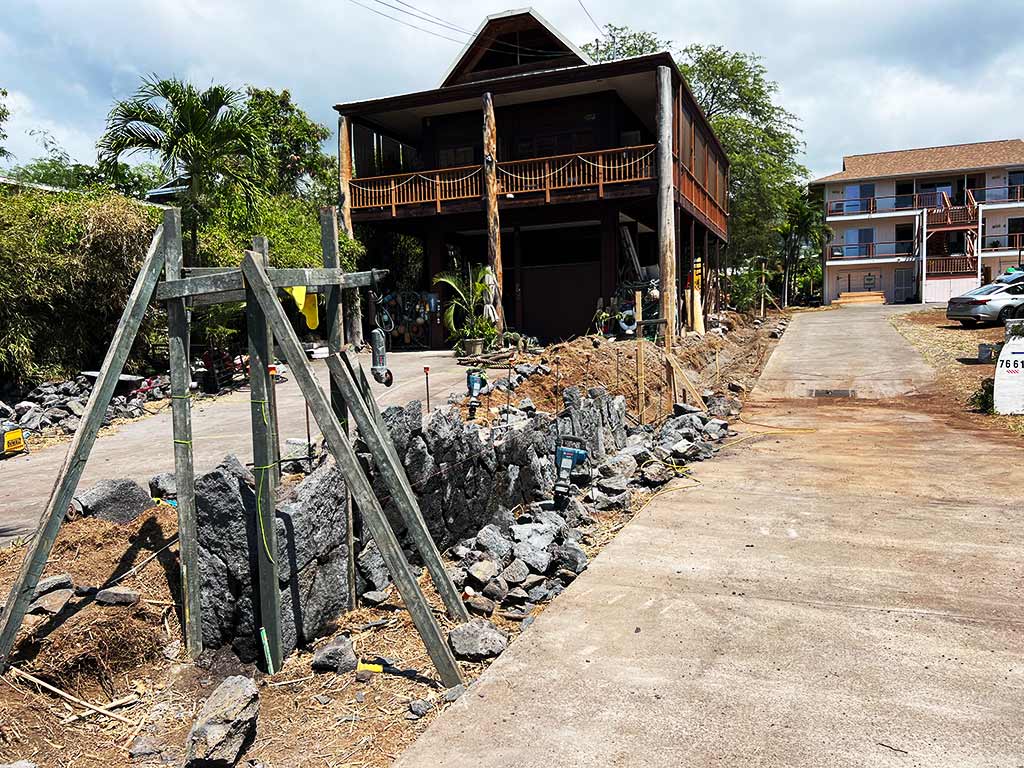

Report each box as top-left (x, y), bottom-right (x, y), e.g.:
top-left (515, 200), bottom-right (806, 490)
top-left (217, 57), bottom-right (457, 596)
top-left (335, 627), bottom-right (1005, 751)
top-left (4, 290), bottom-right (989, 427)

top-left (433, 264), bottom-right (497, 355)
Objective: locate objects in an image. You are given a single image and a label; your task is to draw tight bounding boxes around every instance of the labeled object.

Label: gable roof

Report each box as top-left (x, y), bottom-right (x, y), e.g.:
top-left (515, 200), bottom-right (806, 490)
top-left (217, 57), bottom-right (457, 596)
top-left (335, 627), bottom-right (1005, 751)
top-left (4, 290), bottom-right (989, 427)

top-left (439, 8), bottom-right (593, 88)
top-left (812, 139), bottom-right (1024, 184)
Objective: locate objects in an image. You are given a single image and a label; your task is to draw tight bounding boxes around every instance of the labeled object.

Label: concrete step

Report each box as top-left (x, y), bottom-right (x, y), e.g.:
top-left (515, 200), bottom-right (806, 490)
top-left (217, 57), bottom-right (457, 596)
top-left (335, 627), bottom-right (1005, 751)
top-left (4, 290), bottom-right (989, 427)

top-left (835, 291), bottom-right (886, 306)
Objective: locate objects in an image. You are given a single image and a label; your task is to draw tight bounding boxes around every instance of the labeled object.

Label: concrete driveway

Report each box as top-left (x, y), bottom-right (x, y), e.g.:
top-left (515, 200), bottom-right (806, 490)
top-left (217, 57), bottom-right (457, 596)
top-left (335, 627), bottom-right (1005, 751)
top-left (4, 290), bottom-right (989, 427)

top-left (0, 349), bottom-right (466, 542)
top-left (394, 307), bottom-right (1023, 768)
top-left (753, 305), bottom-right (934, 400)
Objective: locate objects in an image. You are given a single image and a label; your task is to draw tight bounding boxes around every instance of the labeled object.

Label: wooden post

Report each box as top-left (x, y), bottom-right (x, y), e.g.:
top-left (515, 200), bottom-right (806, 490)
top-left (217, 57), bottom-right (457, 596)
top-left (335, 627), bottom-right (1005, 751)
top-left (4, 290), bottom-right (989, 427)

top-left (635, 289), bottom-right (645, 425)
top-left (239, 252), bottom-right (464, 688)
top-left (0, 222), bottom-right (168, 669)
top-left (165, 210), bottom-right (204, 660)
top-left (656, 66), bottom-right (677, 348)
top-left (328, 352), bottom-right (469, 622)
top-left (252, 236), bottom-right (280, 486)
top-left (482, 91), bottom-right (505, 333)
top-left (337, 114), bottom-right (353, 236)
top-left (337, 114), bottom-right (363, 348)
top-left (689, 218), bottom-right (697, 330)
top-left (320, 207), bottom-right (356, 611)
top-left (245, 243), bottom-right (283, 673)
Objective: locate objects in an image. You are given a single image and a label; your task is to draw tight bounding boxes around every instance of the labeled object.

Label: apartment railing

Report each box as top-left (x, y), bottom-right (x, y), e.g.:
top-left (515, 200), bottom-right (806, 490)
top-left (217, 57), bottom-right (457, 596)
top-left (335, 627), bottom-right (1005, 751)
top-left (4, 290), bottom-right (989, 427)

top-left (969, 185), bottom-right (1024, 204)
top-left (981, 233), bottom-right (1024, 252)
top-left (827, 239), bottom-right (917, 260)
top-left (825, 190), bottom-right (988, 217)
top-left (927, 256), bottom-right (977, 275)
top-left (348, 145), bottom-right (656, 214)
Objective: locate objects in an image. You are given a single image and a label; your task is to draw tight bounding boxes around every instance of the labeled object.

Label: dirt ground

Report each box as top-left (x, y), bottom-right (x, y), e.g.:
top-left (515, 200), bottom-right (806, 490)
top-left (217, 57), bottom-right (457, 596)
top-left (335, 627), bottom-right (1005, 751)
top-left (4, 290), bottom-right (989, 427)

top-left (470, 311), bottom-right (775, 427)
top-left (0, 314), bottom-right (780, 767)
top-left (891, 308), bottom-right (1024, 435)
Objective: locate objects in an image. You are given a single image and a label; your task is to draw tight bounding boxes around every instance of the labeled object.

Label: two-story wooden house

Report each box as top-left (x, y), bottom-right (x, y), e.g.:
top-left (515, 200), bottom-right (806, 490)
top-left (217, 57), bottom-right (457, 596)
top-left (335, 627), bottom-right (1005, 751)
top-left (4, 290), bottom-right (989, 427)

top-left (811, 139), bottom-right (1024, 305)
top-left (332, 8), bottom-right (729, 345)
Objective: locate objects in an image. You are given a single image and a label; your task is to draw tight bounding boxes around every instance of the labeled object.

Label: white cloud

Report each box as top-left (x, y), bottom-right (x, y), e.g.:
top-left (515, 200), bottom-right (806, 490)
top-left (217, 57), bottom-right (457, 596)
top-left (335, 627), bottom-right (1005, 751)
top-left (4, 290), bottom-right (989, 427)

top-left (2, 0), bottom-right (1023, 181)
top-left (2, 89), bottom-right (97, 167)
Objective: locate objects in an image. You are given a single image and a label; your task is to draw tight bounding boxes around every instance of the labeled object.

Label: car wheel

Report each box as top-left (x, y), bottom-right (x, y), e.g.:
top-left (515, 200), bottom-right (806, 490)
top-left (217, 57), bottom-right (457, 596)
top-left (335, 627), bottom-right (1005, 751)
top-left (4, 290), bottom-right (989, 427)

top-left (997, 305), bottom-right (1015, 324)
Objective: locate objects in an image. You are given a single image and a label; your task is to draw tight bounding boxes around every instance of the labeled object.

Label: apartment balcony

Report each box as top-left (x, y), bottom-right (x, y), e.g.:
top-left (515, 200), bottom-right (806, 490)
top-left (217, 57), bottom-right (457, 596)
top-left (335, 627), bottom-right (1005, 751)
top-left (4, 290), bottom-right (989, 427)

top-left (980, 233), bottom-right (1024, 253)
top-left (970, 185), bottom-right (1024, 205)
top-left (349, 145), bottom-right (656, 220)
top-left (927, 255), bottom-right (977, 276)
top-left (826, 193), bottom-right (944, 218)
top-left (826, 240), bottom-right (917, 261)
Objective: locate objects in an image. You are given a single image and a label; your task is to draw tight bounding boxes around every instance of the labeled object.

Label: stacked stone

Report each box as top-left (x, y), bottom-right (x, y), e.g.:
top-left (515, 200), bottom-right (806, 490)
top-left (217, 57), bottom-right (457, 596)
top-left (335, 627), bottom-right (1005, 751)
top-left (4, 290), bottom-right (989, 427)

top-left (193, 455), bottom-right (350, 662)
top-left (0, 373), bottom-right (170, 437)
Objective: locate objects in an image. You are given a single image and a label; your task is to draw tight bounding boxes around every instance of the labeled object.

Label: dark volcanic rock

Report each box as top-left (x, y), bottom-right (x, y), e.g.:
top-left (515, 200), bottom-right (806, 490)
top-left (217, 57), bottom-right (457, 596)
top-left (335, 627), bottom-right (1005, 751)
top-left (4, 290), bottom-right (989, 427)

top-left (73, 479), bottom-right (156, 524)
top-left (447, 619), bottom-right (508, 661)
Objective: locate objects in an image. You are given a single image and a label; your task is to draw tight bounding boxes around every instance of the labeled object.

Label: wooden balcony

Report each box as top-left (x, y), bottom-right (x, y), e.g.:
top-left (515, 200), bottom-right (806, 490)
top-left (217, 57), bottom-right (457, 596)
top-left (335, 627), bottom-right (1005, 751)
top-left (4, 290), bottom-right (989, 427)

top-left (826, 239), bottom-right (917, 260)
top-left (349, 145), bottom-right (656, 217)
top-left (927, 256), bottom-right (977, 276)
top-left (981, 233), bottom-right (1024, 252)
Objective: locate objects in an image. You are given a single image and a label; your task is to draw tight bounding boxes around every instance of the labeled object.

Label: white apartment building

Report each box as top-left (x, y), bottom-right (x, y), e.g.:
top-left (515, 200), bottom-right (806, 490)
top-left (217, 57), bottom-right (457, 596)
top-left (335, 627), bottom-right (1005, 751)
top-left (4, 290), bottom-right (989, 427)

top-left (810, 139), bottom-right (1024, 304)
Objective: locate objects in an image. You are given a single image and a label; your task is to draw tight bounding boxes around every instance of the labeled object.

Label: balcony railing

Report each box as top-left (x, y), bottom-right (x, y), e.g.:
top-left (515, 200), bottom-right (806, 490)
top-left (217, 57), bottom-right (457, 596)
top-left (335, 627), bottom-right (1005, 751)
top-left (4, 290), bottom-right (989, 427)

top-left (981, 233), bottom-right (1024, 252)
top-left (927, 256), bottom-right (977, 276)
top-left (969, 185), bottom-right (1024, 205)
top-left (349, 145), bottom-right (656, 214)
top-left (826, 193), bottom-right (945, 217)
top-left (827, 239), bottom-right (917, 259)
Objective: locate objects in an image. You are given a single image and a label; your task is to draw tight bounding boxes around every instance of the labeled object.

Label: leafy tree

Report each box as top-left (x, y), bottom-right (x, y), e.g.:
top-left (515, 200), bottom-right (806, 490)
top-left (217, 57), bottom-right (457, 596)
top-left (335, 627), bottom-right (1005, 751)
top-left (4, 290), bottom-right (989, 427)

top-left (581, 24), bottom-right (671, 61)
top-left (244, 86), bottom-right (333, 201)
top-left (0, 88), bottom-right (11, 161)
top-left (9, 129), bottom-right (167, 197)
top-left (97, 76), bottom-right (268, 262)
top-left (581, 26), bottom-right (811, 302)
top-left (199, 184), bottom-right (363, 270)
top-left (777, 187), bottom-right (829, 306)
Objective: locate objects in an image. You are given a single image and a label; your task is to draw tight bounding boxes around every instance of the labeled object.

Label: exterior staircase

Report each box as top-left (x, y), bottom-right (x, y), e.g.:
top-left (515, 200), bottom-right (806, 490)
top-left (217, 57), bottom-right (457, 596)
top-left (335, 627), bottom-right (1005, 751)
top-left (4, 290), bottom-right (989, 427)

top-left (834, 291), bottom-right (886, 306)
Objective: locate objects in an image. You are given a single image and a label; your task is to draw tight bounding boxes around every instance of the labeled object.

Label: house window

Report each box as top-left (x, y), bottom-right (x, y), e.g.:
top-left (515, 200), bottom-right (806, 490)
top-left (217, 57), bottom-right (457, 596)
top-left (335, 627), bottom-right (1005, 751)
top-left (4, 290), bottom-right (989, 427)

top-left (894, 223), bottom-right (914, 255)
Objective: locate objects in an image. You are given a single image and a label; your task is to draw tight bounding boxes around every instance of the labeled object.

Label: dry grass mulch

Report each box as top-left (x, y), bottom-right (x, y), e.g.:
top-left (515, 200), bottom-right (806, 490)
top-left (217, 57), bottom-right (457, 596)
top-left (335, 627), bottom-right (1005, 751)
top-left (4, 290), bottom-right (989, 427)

top-left (891, 308), bottom-right (1024, 435)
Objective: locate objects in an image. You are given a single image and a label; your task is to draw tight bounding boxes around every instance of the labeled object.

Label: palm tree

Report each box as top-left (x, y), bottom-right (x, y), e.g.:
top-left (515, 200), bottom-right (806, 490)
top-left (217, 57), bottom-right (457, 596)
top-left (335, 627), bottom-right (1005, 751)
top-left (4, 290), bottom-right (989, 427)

top-left (432, 264), bottom-right (497, 342)
top-left (98, 76), bottom-right (267, 263)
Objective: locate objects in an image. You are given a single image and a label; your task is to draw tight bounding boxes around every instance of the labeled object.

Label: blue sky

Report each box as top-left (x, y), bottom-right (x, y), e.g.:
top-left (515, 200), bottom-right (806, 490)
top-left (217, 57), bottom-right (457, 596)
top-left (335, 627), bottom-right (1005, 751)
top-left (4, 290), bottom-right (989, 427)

top-left (2, 0), bottom-right (1023, 180)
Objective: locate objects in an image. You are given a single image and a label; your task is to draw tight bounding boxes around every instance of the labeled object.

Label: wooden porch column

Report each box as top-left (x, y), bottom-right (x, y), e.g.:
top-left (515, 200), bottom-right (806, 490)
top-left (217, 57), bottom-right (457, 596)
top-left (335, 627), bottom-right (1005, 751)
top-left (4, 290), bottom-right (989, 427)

top-left (688, 218), bottom-right (697, 330)
top-left (337, 114), bottom-right (363, 347)
top-left (655, 66), bottom-right (677, 346)
top-left (482, 92), bottom-right (505, 332)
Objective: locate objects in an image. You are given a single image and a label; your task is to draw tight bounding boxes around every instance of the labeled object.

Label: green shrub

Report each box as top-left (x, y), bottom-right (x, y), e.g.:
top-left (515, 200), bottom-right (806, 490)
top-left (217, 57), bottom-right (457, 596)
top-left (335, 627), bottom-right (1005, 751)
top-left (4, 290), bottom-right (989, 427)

top-left (969, 377), bottom-right (995, 414)
top-left (199, 187), bottom-right (364, 270)
top-left (0, 186), bottom-right (161, 385)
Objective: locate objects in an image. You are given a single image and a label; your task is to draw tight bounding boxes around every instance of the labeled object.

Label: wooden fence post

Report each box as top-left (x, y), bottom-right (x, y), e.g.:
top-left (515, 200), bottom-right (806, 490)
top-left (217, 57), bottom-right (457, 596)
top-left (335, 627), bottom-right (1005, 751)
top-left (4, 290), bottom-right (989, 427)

top-left (245, 240), bottom-right (283, 672)
top-left (165, 209), bottom-right (204, 659)
top-left (252, 236), bottom-right (280, 486)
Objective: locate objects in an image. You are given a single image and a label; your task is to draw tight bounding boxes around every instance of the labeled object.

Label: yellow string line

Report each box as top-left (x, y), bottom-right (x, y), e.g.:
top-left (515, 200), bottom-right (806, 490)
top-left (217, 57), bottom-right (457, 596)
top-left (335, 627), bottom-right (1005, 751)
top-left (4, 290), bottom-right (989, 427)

top-left (253, 463), bottom-right (277, 566)
top-left (173, 439), bottom-right (192, 446)
top-left (250, 398), bottom-right (269, 426)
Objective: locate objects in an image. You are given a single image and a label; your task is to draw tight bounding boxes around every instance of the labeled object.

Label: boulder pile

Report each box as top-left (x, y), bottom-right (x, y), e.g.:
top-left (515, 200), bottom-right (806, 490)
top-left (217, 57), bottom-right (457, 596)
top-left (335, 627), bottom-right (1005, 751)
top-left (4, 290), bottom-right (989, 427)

top-left (0, 373), bottom-right (170, 437)
top-left (355, 387), bottom-right (737, 612)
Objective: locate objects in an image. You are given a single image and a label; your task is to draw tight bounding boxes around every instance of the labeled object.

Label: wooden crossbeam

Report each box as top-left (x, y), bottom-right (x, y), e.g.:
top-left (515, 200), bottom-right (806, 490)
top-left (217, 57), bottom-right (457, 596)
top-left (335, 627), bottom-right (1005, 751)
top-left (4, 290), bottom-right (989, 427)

top-left (327, 351), bottom-right (470, 623)
top-left (155, 267), bottom-right (388, 301)
top-left (239, 251), bottom-right (464, 688)
top-left (0, 224), bottom-right (168, 670)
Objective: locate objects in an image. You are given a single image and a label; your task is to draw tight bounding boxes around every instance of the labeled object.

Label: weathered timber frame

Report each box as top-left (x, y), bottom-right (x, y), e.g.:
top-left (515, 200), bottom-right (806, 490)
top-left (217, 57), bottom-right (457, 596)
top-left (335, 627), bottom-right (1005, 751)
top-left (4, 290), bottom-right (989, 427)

top-left (0, 207), bottom-right (466, 688)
